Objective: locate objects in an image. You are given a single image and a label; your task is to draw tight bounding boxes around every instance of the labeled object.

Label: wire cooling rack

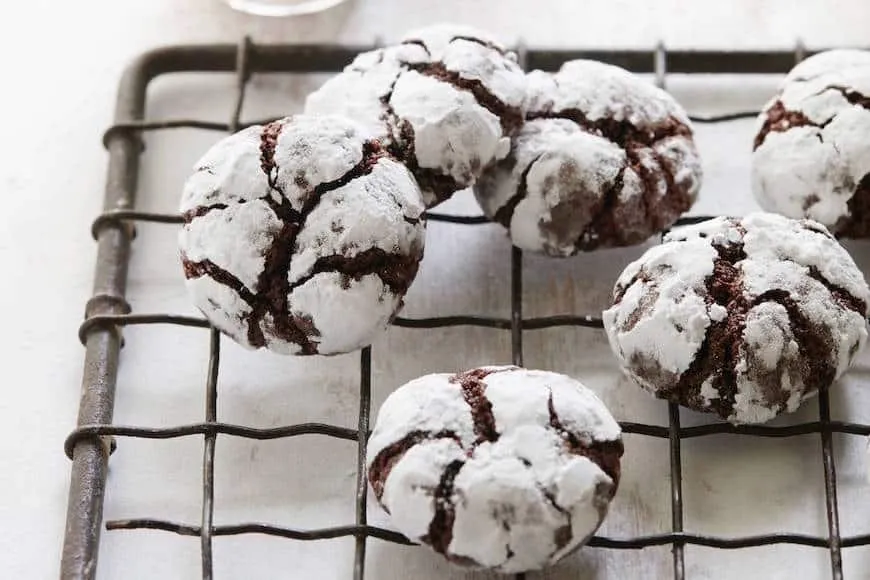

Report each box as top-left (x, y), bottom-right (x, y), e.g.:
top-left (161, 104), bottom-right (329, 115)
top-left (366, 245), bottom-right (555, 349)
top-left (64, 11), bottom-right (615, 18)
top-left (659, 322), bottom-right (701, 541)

top-left (61, 38), bottom-right (870, 580)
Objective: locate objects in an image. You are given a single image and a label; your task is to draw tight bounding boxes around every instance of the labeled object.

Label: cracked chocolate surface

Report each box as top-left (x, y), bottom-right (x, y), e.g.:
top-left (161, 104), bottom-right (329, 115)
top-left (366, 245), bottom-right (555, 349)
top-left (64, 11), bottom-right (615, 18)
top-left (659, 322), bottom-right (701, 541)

top-left (523, 113), bottom-right (694, 250)
top-left (547, 392), bottom-right (624, 491)
top-left (664, 237), bottom-right (748, 418)
top-left (367, 367), bottom-right (623, 571)
top-left (492, 153), bottom-right (537, 229)
top-left (368, 429), bottom-right (460, 501)
top-left (754, 85), bottom-right (870, 151)
top-left (407, 61), bottom-right (524, 135)
top-left (605, 213), bottom-right (869, 423)
top-left (475, 61), bottom-right (701, 256)
top-left (752, 50), bottom-right (870, 236)
top-left (306, 26), bottom-right (526, 208)
top-left (753, 100), bottom-right (817, 150)
top-left (179, 116), bottom-right (426, 355)
top-left (392, 118), bottom-right (463, 207)
top-left (450, 367), bottom-right (502, 444)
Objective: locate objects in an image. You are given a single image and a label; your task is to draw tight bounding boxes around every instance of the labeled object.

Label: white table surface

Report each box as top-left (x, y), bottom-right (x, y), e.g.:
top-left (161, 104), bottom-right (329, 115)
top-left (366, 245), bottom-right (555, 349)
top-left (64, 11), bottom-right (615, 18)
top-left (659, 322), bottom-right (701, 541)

top-left (3, 1), bottom-right (870, 579)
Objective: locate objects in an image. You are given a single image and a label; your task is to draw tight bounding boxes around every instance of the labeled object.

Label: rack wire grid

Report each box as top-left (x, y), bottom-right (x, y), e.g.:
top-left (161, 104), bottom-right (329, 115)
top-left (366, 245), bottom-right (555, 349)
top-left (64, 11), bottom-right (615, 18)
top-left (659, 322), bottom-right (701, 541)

top-left (61, 37), bottom-right (870, 580)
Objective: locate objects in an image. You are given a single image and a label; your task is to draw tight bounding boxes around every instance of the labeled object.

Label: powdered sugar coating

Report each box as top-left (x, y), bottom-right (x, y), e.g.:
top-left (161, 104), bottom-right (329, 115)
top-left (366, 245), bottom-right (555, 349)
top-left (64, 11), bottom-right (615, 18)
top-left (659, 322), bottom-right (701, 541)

top-left (304, 44), bottom-right (426, 148)
top-left (305, 24), bottom-right (527, 207)
top-left (605, 239), bottom-right (718, 378)
top-left (752, 50), bottom-right (870, 235)
top-left (604, 212), bottom-right (869, 424)
top-left (367, 366), bottom-right (622, 572)
top-left (403, 24), bottom-right (522, 109)
top-left (182, 199), bottom-right (282, 291)
top-left (527, 60), bottom-right (692, 126)
top-left (179, 114), bottom-right (425, 355)
top-left (475, 60), bottom-right (701, 256)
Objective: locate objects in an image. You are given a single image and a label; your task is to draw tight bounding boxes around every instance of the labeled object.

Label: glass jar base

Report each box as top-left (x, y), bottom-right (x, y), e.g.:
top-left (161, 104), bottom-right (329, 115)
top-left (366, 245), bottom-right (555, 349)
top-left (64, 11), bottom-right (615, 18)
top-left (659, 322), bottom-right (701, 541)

top-left (225, 0), bottom-right (349, 17)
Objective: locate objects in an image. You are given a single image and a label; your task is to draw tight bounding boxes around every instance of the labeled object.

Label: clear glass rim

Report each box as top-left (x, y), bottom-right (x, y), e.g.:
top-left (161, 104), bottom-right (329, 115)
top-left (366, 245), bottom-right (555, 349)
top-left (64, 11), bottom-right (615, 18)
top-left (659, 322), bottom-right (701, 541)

top-left (225, 0), bottom-right (349, 17)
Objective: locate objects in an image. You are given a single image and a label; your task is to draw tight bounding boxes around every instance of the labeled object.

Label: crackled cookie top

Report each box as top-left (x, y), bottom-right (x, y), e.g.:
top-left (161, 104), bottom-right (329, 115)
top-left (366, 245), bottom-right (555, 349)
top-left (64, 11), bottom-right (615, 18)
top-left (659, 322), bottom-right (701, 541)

top-left (179, 114), bottom-right (426, 355)
top-left (475, 59), bottom-right (701, 256)
top-left (305, 24), bottom-right (527, 207)
top-left (752, 49), bottom-right (870, 237)
top-left (367, 366), bottom-right (622, 572)
top-left (603, 212), bottom-right (869, 424)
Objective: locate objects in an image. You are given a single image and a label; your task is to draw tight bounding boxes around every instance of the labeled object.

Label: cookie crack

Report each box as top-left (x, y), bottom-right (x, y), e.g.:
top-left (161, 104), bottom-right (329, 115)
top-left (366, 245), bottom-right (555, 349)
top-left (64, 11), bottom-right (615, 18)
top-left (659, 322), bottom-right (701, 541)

top-left (247, 126), bottom-right (385, 352)
top-left (182, 188), bottom-right (297, 225)
top-left (379, 70), bottom-right (405, 156)
top-left (802, 220), bottom-right (836, 239)
top-left (260, 119), bottom-right (286, 196)
top-left (450, 367), bottom-right (514, 444)
top-left (576, 164), bottom-right (627, 251)
top-left (312, 141), bottom-right (387, 198)
top-left (400, 38), bottom-right (431, 57)
top-left (618, 277), bottom-right (660, 333)
top-left (393, 113), bottom-right (463, 205)
top-left (450, 35), bottom-right (506, 55)
top-left (526, 109), bottom-right (691, 150)
top-left (182, 202), bottom-right (230, 223)
top-left (752, 289), bottom-right (837, 394)
top-left (492, 153), bottom-right (542, 229)
top-left (529, 109), bottom-right (693, 242)
top-left (769, 251), bottom-right (866, 315)
top-left (406, 61), bottom-right (524, 135)
top-left (706, 243), bottom-right (748, 418)
top-left (182, 257), bottom-right (257, 306)
top-left (821, 85), bottom-right (870, 111)
top-left (519, 463), bottom-right (574, 557)
top-left (246, 217), bottom-right (312, 351)
top-left (380, 65), bottom-right (465, 204)
top-left (540, 486), bottom-right (573, 556)
top-left (753, 100), bottom-right (832, 150)
top-left (547, 391), bottom-right (624, 489)
top-left (423, 459), bottom-right (465, 556)
top-left (625, 147), bottom-right (657, 233)
top-left (671, 234), bottom-right (748, 419)
top-left (182, 119), bottom-right (290, 224)
top-left (491, 456), bottom-right (570, 566)
top-left (367, 429), bottom-right (462, 502)
top-left (287, 247), bottom-right (422, 296)
top-left (612, 268), bottom-right (653, 304)
top-left (805, 265), bottom-right (867, 314)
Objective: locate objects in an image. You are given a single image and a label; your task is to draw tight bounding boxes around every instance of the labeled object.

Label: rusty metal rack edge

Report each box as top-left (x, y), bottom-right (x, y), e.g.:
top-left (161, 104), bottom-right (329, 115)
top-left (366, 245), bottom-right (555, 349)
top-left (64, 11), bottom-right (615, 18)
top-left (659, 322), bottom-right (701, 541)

top-left (62, 39), bottom-right (870, 580)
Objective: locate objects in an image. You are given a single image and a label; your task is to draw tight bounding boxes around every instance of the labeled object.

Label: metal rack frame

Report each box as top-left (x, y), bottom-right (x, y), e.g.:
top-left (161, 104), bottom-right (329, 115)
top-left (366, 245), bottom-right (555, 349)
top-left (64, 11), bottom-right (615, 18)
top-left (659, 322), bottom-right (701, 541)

top-left (61, 38), bottom-right (870, 580)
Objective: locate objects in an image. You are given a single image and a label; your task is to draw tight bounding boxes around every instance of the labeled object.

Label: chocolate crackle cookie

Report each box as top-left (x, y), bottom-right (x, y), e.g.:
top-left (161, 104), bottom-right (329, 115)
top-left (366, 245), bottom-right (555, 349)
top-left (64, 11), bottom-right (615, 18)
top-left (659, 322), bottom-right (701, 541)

top-left (179, 114), bottom-right (425, 356)
top-left (603, 212), bottom-right (869, 424)
top-left (305, 24), bottom-right (527, 207)
top-left (475, 59), bottom-right (702, 256)
top-left (367, 366), bottom-right (623, 572)
top-left (753, 50), bottom-right (870, 236)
